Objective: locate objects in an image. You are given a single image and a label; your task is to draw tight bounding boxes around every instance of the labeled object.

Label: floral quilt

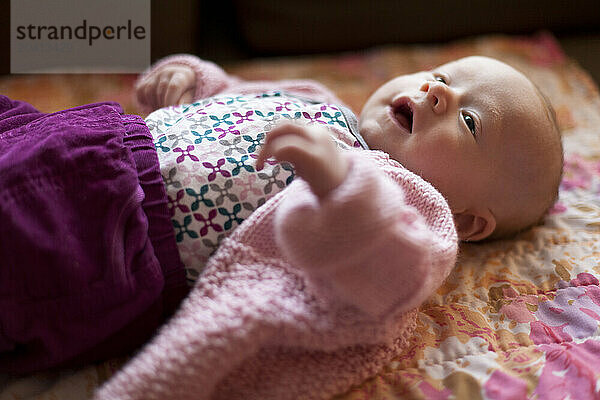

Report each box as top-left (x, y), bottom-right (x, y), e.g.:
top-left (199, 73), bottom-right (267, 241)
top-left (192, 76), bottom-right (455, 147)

top-left (1, 32), bottom-right (600, 400)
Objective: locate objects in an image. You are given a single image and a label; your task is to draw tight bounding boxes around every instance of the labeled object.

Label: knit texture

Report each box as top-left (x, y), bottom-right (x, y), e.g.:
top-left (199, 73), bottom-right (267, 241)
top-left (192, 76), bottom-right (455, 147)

top-left (93, 149), bottom-right (458, 400)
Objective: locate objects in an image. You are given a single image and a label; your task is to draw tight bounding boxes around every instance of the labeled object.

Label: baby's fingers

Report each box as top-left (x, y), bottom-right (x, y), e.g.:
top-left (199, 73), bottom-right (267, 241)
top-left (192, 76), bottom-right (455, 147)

top-left (177, 88), bottom-right (194, 105)
top-left (164, 81), bottom-right (185, 107)
top-left (156, 74), bottom-right (171, 108)
top-left (255, 141), bottom-right (272, 171)
top-left (258, 135), bottom-right (311, 172)
top-left (256, 124), bottom-right (309, 170)
top-left (164, 72), bottom-right (195, 106)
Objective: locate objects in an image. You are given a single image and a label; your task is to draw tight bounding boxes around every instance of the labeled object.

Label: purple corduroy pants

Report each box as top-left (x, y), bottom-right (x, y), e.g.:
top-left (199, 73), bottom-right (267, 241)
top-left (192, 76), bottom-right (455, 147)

top-left (0, 95), bottom-right (188, 374)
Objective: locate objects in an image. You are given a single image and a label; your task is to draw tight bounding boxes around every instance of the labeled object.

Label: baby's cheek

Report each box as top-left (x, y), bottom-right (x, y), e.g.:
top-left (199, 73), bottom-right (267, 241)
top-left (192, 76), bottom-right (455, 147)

top-left (414, 133), bottom-right (459, 162)
top-left (407, 136), bottom-right (465, 184)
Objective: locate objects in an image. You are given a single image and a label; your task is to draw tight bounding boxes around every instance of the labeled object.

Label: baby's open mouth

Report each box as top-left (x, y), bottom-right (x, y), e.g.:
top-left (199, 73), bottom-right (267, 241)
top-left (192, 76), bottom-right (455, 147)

top-left (391, 99), bottom-right (413, 133)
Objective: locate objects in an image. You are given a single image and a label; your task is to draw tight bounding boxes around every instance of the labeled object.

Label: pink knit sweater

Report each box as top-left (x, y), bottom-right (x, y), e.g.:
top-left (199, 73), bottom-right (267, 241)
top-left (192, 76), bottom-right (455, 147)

top-left (93, 55), bottom-right (458, 400)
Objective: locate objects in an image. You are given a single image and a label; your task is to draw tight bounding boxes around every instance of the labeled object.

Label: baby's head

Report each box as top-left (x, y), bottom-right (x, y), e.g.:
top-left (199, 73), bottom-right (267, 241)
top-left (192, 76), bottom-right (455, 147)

top-left (359, 56), bottom-right (563, 242)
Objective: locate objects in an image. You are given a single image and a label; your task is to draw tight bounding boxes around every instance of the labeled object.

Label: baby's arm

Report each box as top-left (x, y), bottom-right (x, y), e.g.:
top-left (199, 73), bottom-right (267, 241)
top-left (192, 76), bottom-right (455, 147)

top-left (135, 54), bottom-right (347, 114)
top-left (134, 54), bottom-right (239, 113)
top-left (259, 125), bottom-right (457, 318)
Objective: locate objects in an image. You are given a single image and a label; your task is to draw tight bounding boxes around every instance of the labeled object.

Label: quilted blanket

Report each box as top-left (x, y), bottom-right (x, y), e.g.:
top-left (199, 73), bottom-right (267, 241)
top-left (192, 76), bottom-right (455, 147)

top-left (1, 32), bottom-right (599, 399)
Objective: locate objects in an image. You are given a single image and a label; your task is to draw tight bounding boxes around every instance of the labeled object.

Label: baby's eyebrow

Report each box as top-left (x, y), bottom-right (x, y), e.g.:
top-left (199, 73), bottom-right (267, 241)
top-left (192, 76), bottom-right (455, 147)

top-left (478, 105), bottom-right (502, 141)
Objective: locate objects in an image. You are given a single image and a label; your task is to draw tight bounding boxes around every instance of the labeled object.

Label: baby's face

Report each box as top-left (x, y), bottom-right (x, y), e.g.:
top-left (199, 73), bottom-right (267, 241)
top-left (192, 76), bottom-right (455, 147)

top-left (359, 56), bottom-right (555, 239)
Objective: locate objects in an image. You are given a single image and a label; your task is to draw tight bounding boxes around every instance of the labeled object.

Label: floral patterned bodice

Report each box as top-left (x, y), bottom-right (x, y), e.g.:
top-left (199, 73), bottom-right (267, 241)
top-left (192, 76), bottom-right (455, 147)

top-left (144, 91), bottom-right (365, 283)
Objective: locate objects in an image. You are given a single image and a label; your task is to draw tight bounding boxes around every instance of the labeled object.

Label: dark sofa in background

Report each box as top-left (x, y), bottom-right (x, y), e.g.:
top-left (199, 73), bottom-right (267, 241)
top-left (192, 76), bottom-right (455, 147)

top-left (1, 0), bottom-right (599, 81)
top-left (194, 0), bottom-right (600, 81)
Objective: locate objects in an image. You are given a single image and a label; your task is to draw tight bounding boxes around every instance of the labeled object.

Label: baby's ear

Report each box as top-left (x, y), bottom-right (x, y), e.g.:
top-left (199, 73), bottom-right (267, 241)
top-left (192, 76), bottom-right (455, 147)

top-left (453, 209), bottom-right (496, 242)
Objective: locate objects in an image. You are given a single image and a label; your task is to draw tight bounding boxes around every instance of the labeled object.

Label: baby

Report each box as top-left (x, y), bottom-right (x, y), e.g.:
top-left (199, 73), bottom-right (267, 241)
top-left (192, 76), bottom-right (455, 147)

top-left (139, 56), bottom-right (562, 241)
top-left (91, 55), bottom-right (562, 399)
top-left (134, 54), bottom-right (562, 281)
top-left (0, 55), bottom-right (562, 399)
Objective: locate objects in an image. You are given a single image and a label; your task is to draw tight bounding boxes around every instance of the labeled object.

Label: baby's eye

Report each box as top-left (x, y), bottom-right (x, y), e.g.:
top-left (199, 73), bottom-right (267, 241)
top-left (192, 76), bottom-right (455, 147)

top-left (435, 76), bottom-right (447, 84)
top-left (462, 112), bottom-right (476, 137)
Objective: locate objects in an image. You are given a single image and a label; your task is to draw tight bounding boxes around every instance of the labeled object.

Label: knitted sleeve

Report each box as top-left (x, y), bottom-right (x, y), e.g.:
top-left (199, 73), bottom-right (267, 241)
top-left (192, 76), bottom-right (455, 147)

top-left (134, 54), bottom-right (240, 114)
top-left (136, 54), bottom-right (347, 114)
top-left (274, 151), bottom-right (458, 318)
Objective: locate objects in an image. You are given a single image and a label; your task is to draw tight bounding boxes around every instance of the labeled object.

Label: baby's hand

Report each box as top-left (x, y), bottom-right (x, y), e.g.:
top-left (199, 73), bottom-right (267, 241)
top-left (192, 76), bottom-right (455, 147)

top-left (135, 64), bottom-right (196, 110)
top-left (256, 123), bottom-right (350, 198)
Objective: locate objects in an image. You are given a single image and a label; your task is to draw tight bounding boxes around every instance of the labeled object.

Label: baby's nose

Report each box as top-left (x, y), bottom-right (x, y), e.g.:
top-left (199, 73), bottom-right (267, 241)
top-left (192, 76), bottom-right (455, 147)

top-left (420, 81), bottom-right (447, 114)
